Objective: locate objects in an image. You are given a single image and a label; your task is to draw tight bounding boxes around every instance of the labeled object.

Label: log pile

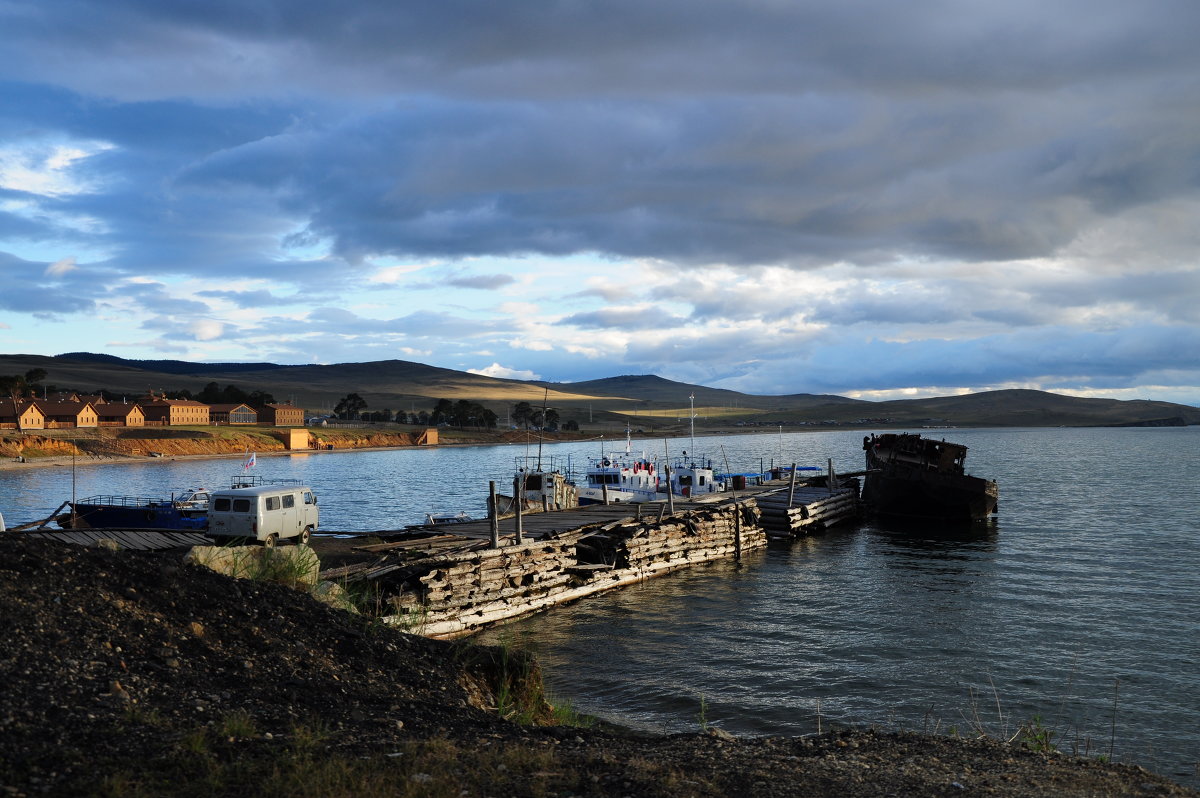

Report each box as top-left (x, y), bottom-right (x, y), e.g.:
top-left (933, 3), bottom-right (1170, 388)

top-left (348, 502), bottom-right (764, 638)
top-left (757, 484), bottom-right (859, 538)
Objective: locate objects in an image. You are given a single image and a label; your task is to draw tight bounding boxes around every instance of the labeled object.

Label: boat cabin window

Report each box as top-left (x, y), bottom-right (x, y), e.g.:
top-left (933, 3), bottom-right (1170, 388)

top-left (213, 498), bottom-right (231, 512)
top-left (698, 476), bottom-right (706, 486)
top-left (265, 496), bottom-right (281, 511)
top-left (283, 494), bottom-right (295, 509)
top-left (589, 473), bottom-right (620, 485)
top-left (304, 492), bottom-right (315, 505)
top-left (233, 499), bottom-right (251, 512)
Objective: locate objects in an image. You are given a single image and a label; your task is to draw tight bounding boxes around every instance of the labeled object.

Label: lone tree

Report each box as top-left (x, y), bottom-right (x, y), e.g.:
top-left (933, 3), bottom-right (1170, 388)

top-left (512, 401), bottom-right (533, 429)
top-left (334, 392), bottom-right (368, 420)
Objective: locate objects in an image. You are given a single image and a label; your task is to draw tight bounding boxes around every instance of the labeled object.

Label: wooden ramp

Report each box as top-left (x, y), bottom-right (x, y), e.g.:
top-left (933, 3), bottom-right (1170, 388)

top-left (19, 529), bottom-right (212, 550)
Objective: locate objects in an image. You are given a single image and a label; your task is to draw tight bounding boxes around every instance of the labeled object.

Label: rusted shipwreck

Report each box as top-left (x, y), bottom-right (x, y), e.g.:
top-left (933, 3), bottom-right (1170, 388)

top-left (861, 433), bottom-right (998, 522)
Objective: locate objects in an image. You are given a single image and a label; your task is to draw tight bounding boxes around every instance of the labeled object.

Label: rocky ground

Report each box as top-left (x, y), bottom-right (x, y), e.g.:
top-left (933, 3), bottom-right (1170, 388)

top-left (1, 535), bottom-right (1195, 798)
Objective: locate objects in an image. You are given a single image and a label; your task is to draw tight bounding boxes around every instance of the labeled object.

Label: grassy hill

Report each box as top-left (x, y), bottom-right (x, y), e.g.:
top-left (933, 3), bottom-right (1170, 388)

top-left (2, 353), bottom-right (1197, 429)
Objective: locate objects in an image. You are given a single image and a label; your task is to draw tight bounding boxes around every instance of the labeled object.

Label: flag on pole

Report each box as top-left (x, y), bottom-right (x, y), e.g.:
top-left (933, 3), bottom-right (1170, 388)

top-left (243, 451), bottom-right (256, 470)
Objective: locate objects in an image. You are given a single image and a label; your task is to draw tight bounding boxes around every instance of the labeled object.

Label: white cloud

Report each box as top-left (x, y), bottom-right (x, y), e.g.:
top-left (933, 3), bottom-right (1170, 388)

top-left (189, 320), bottom-right (225, 341)
top-left (468, 362), bottom-right (541, 380)
top-left (0, 139), bottom-right (114, 196)
top-left (44, 256), bottom-right (78, 277)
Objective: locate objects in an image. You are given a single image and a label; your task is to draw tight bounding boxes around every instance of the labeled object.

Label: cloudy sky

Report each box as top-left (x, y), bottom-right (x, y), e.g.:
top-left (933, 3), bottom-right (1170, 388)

top-left (2, 1), bottom-right (1199, 404)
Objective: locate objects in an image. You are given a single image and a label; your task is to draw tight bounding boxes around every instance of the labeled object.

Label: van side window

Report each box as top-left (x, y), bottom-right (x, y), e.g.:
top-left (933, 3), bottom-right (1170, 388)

top-left (233, 499), bottom-right (251, 512)
top-left (283, 494), bottom-right (295, 509)
top-left (266, 496), bottom-right (280, 511)
top-left (213, 498), bottom-right (231, 511)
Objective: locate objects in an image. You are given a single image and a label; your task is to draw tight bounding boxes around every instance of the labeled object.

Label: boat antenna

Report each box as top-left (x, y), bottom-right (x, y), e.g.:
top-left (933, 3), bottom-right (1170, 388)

top-left (625, 424), bottom-right (632, 455)
top-left (537, 386), bottom-right (548, 471)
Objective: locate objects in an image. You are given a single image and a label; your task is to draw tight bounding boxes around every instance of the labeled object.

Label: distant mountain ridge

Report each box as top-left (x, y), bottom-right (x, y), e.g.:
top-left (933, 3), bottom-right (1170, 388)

top-left (57, 352), bottom-right (287, 375)
top-left (1, 352), bottom-right (1196, 428)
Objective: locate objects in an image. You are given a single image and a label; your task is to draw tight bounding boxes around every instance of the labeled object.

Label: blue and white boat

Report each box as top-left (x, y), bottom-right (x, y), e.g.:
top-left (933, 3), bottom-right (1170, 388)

top-left (59, 487), bottom-right (212, 531)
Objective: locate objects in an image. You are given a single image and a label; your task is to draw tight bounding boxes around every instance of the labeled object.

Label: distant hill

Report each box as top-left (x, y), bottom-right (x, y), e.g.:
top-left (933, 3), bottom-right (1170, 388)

top-left (1, 352), bottom-right (1197, 428)
top-left (56, 352), bottom-right (286, 375)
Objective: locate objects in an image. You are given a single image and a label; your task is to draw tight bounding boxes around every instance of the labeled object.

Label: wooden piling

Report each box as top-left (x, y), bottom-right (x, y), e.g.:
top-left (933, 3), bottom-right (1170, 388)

top-left (488, 481), bottom-right (500, 549)
top-left (513, 475), bottom-right (524, 544)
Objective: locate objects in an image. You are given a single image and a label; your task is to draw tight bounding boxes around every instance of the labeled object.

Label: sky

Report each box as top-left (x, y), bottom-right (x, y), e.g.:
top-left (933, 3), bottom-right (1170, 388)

top-left (2, 1), bottom-right (1199, 405)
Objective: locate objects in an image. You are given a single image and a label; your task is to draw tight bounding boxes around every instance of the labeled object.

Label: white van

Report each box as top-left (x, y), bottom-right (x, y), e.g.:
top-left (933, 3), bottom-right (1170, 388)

top-left (207, 484), bottom-right (319, 546)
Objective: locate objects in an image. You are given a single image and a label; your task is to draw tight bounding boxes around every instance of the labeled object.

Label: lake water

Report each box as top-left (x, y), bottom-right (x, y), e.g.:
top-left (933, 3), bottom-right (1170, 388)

top-left (2, 427), bottom-right (1197, 783)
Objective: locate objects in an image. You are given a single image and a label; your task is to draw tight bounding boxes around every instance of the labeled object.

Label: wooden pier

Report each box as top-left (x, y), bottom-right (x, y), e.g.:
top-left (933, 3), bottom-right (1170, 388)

top-left (327, 477), bottom-right (860, 638)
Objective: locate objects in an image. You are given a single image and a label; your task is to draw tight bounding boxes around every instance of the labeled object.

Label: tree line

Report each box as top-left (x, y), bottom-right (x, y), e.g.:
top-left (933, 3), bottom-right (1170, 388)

top-left (330, 395), bottom-right (578, 431)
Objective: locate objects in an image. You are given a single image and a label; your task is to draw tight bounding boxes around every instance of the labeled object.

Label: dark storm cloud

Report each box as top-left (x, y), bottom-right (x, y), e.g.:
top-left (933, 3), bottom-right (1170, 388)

top-left (446, 274), bottom-right (516, 290)
top-left (4, 1), bottom-right (1200, 271)
top-left (0, 253), bottom-right (98, 314)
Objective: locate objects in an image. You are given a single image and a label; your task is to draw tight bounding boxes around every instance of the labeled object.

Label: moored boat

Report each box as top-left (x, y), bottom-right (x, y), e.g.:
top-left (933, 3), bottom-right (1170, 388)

top-left (575, 454), bottom-right (661, 505)
top-left (861, 433), bottom-right (998, 521)
top-left (55, 474), bottom-right (303, 532)
top-left (664, 452), bottom-right (725, 499)
top-left (58, 487), bottom-right (212, 531)
top-left (491, 455), bottom-right (580, 517)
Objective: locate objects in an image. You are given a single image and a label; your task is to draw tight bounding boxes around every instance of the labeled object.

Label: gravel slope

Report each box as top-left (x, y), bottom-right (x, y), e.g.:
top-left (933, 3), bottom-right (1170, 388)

top-left (0, 536), bottom-right (1194, 797)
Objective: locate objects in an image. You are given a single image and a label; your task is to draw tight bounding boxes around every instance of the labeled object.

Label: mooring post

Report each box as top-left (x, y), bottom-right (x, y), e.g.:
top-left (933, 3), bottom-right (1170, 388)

top-left (827, 458), bottom-right (834, 496)
top-left (635, 503), bottom-right (642, 521)
top-left (787, 462), bottom-right (798, 506)
top-left (488, 481), bottom-right (500, 549)
top-left (513, 475), bottom-right (524, 545)
top-left (665, 466), bottom-right (675, 514)
top-left (602, 482), bottom-right (609, 506)
top-left (542, 495), bottom-right (549, 514)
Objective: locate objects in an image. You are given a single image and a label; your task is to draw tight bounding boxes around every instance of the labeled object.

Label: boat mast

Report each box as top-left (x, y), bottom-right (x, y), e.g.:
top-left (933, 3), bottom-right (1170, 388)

top-left (536, 386), bottom-right (548, 471)
top-left (689, 393), bottom-right (696, 462)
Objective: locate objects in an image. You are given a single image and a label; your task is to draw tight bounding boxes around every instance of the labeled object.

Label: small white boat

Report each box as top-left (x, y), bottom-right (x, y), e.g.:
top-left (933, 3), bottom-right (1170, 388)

top-left (575, 428), bottom-right (663, 505)
top-left (576, 454), bottom-right (662, 505)
top-left (491, 455), bottom-right (579, 517)
top-left (664, 452), bottom-right (725, 499)
top-left (425, 511), bottom-right (475, 525)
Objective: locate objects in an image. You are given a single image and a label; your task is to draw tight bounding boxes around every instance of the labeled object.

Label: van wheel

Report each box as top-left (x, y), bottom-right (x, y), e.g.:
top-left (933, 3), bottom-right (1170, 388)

top-left (263, 533), bottom-right (278, 548)
top-left (298, 527), bottom-right (312, 546)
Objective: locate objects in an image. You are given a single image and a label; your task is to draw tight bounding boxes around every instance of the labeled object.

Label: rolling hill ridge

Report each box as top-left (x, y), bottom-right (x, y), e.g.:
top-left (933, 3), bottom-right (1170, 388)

top-left (2, 353), bottom-right (1197, 429)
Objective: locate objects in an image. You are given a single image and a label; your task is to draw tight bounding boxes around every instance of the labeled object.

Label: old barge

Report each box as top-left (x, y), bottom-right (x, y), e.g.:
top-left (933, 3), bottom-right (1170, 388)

top-left (861, 433), bottom-right (998, 521)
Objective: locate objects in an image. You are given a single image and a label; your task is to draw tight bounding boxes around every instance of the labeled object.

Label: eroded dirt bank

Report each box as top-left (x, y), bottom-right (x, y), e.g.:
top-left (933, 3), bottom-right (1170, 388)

top-left (0, 535), bottom-right (1194, 798)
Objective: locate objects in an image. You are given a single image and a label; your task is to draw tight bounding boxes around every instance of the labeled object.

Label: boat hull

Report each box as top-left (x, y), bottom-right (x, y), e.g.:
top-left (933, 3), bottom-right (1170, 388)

top-left (862, 468), bottom-right (998, 521)
top-left (61, 503), bottom-right (208, 531)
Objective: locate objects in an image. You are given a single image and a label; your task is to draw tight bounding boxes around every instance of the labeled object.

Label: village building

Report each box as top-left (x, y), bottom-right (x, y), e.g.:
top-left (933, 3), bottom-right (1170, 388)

top-left (0, 400), bottom-right (46, 430)
top-left (37, 401), bottom-right (99, 429)
top-left (96, 403), bottom-right (146, 427)
top-left (208, 403), bottom-right (258, 425)
top-left (49, 392), bottom-right (108, 405)
top-left (139, 398), bottom-right (211, 426)
top-left (255, 403), bottom-right (304, 427)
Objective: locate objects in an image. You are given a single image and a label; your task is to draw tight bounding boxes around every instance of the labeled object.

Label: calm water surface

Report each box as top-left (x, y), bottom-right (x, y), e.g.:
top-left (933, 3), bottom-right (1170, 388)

top-left (2, 427), bottom-right (1197, 782)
